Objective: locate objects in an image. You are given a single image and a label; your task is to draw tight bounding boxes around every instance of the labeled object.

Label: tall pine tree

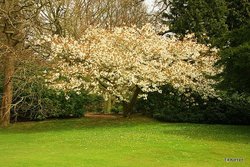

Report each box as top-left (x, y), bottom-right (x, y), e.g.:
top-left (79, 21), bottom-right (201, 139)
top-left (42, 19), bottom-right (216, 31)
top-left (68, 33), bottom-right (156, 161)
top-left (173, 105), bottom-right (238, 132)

top-left (162, 0), bottom-right (250, 94)
top-left (163, 0), bottom-right (228, 46)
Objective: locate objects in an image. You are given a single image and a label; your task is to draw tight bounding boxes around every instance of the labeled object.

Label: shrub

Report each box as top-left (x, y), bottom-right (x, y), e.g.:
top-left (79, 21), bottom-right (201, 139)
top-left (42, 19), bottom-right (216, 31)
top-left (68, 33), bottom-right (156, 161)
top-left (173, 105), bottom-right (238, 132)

top-left (3, 77), bottom-right (103, 121)
top-left (136, 85), bottom-right (250, 125)
top-left (111, 104), bottom-right (123, 114)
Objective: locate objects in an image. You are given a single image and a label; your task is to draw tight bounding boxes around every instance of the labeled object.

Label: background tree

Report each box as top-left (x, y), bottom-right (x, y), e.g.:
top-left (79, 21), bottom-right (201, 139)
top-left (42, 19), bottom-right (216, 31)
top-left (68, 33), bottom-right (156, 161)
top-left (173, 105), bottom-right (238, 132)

top-left (158, 0), bottom-right (250, 95)
top-left (0, 0), bottom-right (35, 126)
top-left (218, 0), bottom-right (250, 94)
top-left (218, 22), bottom-right (250, 94)
top-left (160, 0), bottom-right (228, 46)
top-left (225, 0), bottom-right (250, 31)
top-left (34, 0), bottom-right (149, 38)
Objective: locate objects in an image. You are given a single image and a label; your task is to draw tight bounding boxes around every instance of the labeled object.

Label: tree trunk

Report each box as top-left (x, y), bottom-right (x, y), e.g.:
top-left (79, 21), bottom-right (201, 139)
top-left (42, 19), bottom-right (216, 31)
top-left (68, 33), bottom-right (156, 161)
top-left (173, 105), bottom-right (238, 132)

top-left (123, 86), bottom-right (141, 117)
top-left (1, 53), bottom-right (14, 127)
top-left (0, 0), bottom-right (25, 127)
top-left (103, 95), bottom-right (112, 114)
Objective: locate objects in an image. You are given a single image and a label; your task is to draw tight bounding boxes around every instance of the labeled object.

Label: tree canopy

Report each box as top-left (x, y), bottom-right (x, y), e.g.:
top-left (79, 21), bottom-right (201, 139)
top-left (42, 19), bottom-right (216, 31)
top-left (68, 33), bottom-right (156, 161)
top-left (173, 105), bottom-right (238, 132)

top-left (38, 24), bottom-right (221, 116)
top-left (160, 0), bottom-right (250, 94)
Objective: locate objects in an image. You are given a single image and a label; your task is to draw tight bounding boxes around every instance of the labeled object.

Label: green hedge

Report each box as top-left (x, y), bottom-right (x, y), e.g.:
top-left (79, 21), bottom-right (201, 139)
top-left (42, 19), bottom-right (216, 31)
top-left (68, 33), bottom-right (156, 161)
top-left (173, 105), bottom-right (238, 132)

top-left (10, 88), bottom-right (103, 121)
top-left (0, 79), bottom-right (103, 121)
top-left (136, 86), bottom-right (250, 125)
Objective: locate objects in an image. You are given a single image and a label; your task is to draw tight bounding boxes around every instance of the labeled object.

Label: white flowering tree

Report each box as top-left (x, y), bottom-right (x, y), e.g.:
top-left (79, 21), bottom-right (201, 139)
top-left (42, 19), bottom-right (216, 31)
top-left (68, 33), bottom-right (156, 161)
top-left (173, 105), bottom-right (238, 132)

top-left (39, 24), bottom-right (221, 116)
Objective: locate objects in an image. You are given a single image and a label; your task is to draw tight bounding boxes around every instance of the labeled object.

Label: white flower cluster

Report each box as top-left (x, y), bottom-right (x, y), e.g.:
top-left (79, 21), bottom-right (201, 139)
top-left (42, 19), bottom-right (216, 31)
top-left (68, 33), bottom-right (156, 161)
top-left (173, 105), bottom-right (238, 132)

top-left (41, 24), bottom-right (222, 102)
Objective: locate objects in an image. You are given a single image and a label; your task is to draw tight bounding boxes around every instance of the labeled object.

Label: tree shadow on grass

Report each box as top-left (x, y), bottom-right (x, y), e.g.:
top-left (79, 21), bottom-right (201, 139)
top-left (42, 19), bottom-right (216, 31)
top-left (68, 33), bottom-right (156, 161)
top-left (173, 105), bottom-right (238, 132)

top-left (0, 116), bottom-right (155, 134)
top-left (1, 117), bottom-right (249, 145)
top-left (161, 123), bottom-right (250, 144)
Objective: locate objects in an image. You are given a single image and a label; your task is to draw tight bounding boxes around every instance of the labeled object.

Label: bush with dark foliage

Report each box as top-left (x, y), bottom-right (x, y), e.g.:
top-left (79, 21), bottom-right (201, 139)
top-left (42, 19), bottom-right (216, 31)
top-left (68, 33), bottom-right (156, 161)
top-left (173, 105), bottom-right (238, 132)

top-left (136, 85), bottom-right (250, 125)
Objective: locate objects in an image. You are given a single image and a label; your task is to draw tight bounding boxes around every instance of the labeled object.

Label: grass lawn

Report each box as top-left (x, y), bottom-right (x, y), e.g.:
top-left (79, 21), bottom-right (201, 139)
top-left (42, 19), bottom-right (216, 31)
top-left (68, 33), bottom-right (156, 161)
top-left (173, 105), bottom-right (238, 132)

top-left (0, 116), bottom-right (249, 167)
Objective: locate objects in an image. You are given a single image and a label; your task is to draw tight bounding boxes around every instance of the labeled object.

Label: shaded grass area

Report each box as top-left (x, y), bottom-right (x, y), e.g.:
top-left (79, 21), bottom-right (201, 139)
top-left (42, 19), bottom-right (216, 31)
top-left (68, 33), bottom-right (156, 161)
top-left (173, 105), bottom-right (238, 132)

top-left (0, 117), bottom-right (249, 167)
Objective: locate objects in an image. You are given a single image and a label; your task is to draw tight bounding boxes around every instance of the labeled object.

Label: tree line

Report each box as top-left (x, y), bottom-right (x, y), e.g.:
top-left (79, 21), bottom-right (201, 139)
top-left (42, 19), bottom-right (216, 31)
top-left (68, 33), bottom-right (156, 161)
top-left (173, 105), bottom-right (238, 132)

top-left (1, 0), bottom-right (249, 127)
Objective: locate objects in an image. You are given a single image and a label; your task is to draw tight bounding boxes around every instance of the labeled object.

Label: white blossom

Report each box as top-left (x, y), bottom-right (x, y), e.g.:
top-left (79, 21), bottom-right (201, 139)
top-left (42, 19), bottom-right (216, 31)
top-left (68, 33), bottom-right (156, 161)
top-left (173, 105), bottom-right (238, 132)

top-left (40, 24), bottom-right (222, 102)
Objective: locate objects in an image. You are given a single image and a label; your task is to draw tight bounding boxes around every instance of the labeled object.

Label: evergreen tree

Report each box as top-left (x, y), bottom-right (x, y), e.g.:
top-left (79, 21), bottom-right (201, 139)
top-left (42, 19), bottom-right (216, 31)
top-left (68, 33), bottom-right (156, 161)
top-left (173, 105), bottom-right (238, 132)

top-left (219, 23), bottom-right (250, 94)
top-left (162, 0), bottom-right (250, 94)
top-left (225, 0), bottom-right (250, 31)
top-left (163, 0), bottom-right (228, 46)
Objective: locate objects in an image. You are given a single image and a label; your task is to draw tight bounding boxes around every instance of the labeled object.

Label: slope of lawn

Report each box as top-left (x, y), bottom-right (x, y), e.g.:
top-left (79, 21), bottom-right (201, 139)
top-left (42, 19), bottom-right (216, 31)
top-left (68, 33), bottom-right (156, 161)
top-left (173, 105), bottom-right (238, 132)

top-left (0, 116), bottom-right (249, 167)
